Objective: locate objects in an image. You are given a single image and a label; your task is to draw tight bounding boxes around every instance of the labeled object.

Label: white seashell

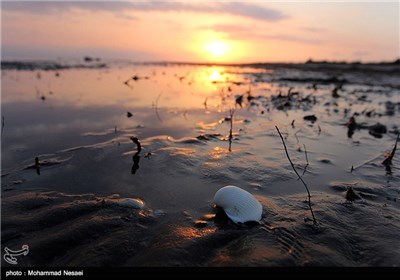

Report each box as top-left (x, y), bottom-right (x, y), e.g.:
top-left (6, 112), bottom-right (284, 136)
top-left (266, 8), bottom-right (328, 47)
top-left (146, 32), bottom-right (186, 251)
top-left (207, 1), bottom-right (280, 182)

top-left (213, 185), bottom-right (262, 224)
top-left (117, 198), bottom-right (145, 209)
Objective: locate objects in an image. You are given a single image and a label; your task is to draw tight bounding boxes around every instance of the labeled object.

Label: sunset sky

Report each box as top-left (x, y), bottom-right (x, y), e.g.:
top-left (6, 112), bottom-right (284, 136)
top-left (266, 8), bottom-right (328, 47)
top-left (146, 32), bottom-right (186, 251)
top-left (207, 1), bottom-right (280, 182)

top-left (1, 0), bottom-right (399, 63)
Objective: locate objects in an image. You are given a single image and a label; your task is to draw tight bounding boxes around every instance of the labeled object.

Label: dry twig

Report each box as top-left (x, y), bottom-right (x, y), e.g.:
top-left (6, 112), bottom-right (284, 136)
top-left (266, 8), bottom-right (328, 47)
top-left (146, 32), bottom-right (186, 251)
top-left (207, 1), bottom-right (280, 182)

top-left (275, 126), bottom-right (317, 224)
top-left (302, 144), bottom-right (309, 175)
top-left (228, 109), bottom-right (235, 152)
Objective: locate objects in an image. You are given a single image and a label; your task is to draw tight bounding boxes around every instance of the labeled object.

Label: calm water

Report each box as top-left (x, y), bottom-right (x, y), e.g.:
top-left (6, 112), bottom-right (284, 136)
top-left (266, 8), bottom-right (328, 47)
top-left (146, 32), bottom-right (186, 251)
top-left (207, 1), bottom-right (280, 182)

top-left (1, 60), bottom-right (400, 266)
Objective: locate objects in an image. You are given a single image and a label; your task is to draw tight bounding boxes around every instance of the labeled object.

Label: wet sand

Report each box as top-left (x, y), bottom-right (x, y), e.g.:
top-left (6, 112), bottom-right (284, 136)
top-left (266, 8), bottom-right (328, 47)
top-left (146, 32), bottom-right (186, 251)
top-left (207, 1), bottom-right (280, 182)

top-left (1, 60), bottom-right (400, 266)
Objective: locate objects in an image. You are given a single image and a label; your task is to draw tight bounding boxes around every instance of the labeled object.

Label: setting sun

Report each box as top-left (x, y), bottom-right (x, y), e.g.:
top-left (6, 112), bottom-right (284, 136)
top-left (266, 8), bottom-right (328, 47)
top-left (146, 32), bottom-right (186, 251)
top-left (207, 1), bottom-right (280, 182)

top-left (205, 41), bottom-right (230, 58)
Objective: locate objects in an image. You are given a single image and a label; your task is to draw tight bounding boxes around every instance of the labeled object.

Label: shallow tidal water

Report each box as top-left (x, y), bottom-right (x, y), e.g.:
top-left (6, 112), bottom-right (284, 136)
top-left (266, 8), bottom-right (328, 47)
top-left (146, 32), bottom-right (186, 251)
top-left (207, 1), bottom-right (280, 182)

top-left (1, 60), bottom-right (400, 266)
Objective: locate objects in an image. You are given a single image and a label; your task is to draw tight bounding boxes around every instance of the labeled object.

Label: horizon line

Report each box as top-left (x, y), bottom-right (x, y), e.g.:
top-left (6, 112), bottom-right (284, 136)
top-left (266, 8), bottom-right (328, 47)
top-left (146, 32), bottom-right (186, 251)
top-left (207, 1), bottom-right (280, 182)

top-left (2, 57), bottom-right (399, 66)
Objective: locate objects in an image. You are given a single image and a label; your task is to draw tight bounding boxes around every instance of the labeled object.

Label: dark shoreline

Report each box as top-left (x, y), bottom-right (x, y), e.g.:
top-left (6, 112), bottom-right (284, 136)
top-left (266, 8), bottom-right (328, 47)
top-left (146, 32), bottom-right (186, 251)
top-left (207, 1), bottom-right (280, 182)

top-left (2, 58), bottom-right (399, 71)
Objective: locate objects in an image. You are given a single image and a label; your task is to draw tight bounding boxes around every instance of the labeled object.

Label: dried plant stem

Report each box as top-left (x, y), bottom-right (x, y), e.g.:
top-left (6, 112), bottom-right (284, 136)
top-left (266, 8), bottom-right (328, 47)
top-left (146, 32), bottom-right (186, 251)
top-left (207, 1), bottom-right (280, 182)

top-left (275, 126), bottom-right (317, 224)
top-left (1, 116), bottom-right (4, 135)
top-left (353, 153), bottom-right (383, 171)
top-left (294, 129), bottom-right (301, 144)
top-left (130, 136), bottom-right (142, 153)
top-left (382, 133), bottom-right (399, 167)
top-left (302, 144), bottom-right (309, 175)
top-left (228, 109), bottom-right (235, 152)
top-left (303, 144), bottom-right (309, 165)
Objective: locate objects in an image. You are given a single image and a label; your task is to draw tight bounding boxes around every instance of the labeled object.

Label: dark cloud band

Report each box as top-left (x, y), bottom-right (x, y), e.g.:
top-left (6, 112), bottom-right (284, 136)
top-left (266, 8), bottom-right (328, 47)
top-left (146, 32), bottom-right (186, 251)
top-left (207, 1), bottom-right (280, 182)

top-left (2, 1), bottom-right (288, 22)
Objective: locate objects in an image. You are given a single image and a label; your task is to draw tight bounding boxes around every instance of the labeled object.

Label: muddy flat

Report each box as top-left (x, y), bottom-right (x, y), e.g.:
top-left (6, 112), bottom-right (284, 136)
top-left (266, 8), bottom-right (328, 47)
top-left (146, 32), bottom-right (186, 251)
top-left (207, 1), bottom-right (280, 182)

top-left (2, 60), bottom-right (400, 266)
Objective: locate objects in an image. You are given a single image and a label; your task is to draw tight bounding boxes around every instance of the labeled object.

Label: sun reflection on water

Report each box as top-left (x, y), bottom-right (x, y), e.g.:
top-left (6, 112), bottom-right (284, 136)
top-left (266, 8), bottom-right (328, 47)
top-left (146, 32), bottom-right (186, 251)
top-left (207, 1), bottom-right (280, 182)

top-left (174, 227), bottom-right (216, 239)
top-left (209, 69), bottom-right (223, 82)
top-left (210, 146), bottom-right (230, 160)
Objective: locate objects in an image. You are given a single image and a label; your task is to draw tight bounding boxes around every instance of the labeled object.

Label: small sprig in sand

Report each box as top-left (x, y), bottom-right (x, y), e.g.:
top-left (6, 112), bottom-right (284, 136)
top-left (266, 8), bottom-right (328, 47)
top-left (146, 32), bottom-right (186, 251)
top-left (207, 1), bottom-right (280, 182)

top-left (382, 133), bottom-right (399, 170)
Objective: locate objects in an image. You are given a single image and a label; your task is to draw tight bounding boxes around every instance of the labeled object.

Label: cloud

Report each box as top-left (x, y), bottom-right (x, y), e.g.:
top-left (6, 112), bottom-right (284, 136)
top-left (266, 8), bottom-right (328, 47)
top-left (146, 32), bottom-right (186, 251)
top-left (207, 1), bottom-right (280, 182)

top-left (204, 23), bottom-right (257, 34)
top-left (202, 24), bottom-right (323, 45)
top-left (2, 1), bottom-right (288, 22)
top-left (262, 34), bottom-right (323, 45)
top-left (214, 2), bottom-right (287, 22)
top-left (2, 1), bottom-right (133, 13)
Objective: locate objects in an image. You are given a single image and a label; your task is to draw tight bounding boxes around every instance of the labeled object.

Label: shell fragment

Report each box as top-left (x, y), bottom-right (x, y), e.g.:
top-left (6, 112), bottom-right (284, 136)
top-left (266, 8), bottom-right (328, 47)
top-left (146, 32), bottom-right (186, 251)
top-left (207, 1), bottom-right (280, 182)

top-left (117, 198), bottom-right (145, 209)
top-left (213, 185), bottom-right (262, 224)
